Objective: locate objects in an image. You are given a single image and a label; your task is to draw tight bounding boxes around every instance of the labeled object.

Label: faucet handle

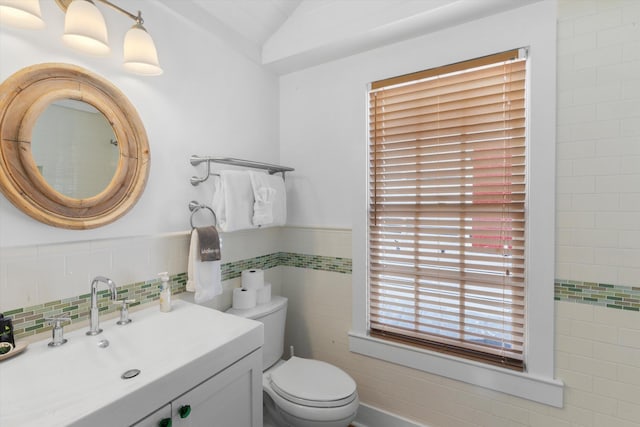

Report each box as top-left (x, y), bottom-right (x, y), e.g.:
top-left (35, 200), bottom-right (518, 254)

top-left (113, 299), bottom-right (136, 325)
top-left (44, 316), bottom-right (71, 347)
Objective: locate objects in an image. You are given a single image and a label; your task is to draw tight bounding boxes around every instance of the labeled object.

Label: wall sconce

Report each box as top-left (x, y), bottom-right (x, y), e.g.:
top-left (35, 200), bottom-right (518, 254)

top-left (0, 0), bottom-right (163, 76)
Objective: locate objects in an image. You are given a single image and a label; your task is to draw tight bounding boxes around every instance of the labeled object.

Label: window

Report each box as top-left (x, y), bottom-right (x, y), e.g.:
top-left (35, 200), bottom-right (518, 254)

top-left (368, 50), bottom-right (527, 370)
top-left (350, 1), bottom-right (561, 406)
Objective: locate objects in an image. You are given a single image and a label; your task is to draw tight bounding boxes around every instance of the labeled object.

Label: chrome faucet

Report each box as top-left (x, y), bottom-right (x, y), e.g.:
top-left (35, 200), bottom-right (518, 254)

top-left (87, 276), bottom-right (118, 336)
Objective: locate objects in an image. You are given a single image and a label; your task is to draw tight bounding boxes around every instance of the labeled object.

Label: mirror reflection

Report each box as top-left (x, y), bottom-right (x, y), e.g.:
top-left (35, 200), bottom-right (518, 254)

top-left (31, 99), bottom-right (119, 199)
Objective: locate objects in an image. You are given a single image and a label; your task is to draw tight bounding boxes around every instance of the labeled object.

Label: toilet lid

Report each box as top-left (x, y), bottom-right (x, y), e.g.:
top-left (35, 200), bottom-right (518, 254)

top-left (269, 357), bottom-right (356, 407)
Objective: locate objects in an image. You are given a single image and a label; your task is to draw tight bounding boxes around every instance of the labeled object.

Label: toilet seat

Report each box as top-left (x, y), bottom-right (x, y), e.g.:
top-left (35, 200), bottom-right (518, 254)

top-left (269, 357), bottom-right (357, 408)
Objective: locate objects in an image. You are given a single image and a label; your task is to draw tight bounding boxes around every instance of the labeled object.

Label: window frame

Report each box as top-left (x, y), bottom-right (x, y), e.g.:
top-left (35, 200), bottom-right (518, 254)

top-left (349, 0), bottom-right (563, 407)
top-left (367, 50), bottom-right (529, 370)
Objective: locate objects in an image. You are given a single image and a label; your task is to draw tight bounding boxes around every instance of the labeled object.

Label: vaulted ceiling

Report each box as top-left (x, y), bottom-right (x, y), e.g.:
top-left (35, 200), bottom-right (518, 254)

top-left (158, 0), bottom-right (543, 75)
top-left (189, 0), bottom-right (302, 48)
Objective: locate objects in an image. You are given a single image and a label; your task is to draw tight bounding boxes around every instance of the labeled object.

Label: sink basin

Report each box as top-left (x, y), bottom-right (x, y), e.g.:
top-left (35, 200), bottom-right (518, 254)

top-left (0, 299), bottom-right (263, 427)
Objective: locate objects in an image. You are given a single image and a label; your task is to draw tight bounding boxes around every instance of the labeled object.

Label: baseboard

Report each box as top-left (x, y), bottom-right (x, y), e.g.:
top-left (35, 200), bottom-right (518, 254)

top-left (351, 403), bottom-right (427, 427)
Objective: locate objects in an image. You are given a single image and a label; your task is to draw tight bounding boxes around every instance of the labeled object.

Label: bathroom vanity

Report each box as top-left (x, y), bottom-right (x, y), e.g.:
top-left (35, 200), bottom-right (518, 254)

top-left (132, 350), bottom-right (261, 426)
top-left (0, 300), bottom-right (264, 427)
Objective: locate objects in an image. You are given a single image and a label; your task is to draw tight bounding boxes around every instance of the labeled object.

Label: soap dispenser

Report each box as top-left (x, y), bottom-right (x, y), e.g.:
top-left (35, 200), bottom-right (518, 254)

top-left (158, 272), bottom-right (171, 312)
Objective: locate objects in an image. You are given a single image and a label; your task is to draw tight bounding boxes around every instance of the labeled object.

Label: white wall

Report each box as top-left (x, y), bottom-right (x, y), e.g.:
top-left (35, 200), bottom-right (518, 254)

top-left (280, 1), bottom-right (557, 227)
top-left (0, 0), bottom-right (281, 311)
top-left (0, 0), bottom-right (280, 248)
top-left (263, 0), bottom-right (543, 73)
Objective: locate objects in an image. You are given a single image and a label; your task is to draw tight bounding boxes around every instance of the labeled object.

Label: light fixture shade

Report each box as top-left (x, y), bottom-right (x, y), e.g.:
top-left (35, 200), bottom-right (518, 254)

top-left (123, 24), bottom-right (163, 76)
top-left (62, 0), bottom-right (109, 56)
top-left (0, 0), bottom-right (44, 29)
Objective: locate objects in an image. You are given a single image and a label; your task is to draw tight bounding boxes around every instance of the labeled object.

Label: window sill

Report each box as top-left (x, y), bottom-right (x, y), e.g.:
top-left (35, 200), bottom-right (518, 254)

top-left (348, 331), bottom-right (564, 408)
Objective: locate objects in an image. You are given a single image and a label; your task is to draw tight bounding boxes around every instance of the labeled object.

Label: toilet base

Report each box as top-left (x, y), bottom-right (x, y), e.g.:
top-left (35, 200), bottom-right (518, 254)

top-left (278, 409), bottom-right (356, 427)
top-left (263, 404), bottom-right (278, 427)
top-left (264, 391), bottom-right (287, 427)
top-left (263, 390), bottom-right (356, 427)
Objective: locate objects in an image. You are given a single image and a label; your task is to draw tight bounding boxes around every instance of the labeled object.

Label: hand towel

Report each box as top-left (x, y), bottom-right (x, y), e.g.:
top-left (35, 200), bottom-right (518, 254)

top-left (195, 226), bottom-right (221, 261)
top-left (249, 171), bottom-right (286, 227)
top-left (253, 186), bottom-right (276, 226)
top-left (186, 229), bottom-right (222, 303)
top-left (210, 170), bottom-right (255, 232)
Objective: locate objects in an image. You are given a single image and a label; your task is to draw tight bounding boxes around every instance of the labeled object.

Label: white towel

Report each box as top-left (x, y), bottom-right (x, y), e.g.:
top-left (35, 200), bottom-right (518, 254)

top-left (253, 186), bottom-right (276, 226)
top-left (249, 171), bottom-right (286, 227)
top-left (211, 170), bottom-right (255, 232)
top-left (186, 229), bottom-right (222, 303)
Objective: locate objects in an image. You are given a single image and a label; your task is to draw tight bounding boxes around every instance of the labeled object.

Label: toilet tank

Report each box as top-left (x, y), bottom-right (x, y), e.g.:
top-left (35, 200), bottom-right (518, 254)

top-left (226, 296), bottom-right (287, 370)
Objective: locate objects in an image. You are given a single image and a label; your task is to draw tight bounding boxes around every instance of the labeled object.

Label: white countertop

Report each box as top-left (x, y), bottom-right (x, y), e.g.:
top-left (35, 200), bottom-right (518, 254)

top-left (0, 299), bottom-right (263, 427)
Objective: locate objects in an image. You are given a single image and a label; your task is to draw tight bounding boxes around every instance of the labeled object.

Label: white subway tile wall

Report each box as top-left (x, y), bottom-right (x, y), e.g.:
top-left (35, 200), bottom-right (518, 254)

top-left (279, 241), bottom-right (640, 426)
top-left (556, 0), bottom-right (640, 286)
top-left (0, 233), bottom-right (189, 312)
top-left (0, 227), bottom-right (282, 313)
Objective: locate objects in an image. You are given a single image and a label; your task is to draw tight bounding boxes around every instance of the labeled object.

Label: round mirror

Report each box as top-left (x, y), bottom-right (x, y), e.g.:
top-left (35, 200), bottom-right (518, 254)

top-left (31, 99), bottom-right (119, 199)
top-left (0, 63), bottom-right (150, 229)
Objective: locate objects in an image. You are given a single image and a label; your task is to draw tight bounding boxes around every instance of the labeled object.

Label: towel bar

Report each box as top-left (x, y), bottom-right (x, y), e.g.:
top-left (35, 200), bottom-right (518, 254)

top-left (189, 155), bottom-right (294, 186)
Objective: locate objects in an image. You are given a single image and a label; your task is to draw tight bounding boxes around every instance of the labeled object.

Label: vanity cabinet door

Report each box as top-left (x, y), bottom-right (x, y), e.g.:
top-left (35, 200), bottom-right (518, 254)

top-left (173, 349), bottom-right (262, 427)
top-left (131, 403), bottom-right (172, 427)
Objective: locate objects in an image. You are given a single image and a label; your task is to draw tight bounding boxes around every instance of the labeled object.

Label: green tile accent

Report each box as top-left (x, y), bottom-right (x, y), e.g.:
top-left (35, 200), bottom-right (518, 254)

top-left (3, 272), bottom-right (189, 340)
top-left (25, 324), bottom-right (44, 332)
top-left (2, 252), bottom-right (352, 340)
top-left (555, 279), bottom-right (640, 311)
top-left (3, 308), bottom-right (23, 316)
top-left (6, 253), bottom-right (637, 340)
top-left (221, 253), bottom-right (282, 280)
top-left (278, 252), bottom-right (352, 274)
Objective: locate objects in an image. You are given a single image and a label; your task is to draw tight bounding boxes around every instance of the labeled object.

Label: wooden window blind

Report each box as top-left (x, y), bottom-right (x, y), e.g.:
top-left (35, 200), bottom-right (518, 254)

top-left (368, 49), bottom-right (527, 371)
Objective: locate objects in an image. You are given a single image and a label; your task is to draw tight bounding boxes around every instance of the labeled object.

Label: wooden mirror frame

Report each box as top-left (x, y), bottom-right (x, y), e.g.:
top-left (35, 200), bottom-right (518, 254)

top-left (0, 63), bottom-right (150, 229)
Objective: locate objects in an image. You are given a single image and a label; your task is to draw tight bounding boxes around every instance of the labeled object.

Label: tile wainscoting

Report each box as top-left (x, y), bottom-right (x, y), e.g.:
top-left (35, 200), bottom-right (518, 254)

top-left (6, 248), bottom-right (637, 340)
top-left (4, 252), bottom-right (351, 340)
top-left (5, 272), bottom-right (189, 340)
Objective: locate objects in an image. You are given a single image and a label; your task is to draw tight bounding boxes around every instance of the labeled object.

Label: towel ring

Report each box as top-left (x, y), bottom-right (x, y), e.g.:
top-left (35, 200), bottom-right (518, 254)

top-left (188, 201), bottom-right (217, 229)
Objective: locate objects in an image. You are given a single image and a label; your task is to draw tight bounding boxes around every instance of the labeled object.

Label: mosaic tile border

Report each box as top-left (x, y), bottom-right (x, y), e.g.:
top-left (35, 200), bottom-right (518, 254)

top-left (3, 252), bottom-right (350, 340)
top-left (5, 273), bottom-right (188, 340)
top-left (278, 252), bottom-right (352, 274)
top-left (7, 254), bottom-right (636, 340)
top-left (222, 253), bottom-right (282, 280)
top-left (221, 252), bottom-right (352, 278)
top-left (554, 279), bottom-right (640, 311)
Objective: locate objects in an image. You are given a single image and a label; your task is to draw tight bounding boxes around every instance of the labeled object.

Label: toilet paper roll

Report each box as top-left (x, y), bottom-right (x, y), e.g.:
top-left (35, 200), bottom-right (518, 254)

top-left (232, 287), bottom-right (257, 310)
top-left (256, 282), bottom-right (272, 305)
top-left (241, 269), bottom-right (265, 290)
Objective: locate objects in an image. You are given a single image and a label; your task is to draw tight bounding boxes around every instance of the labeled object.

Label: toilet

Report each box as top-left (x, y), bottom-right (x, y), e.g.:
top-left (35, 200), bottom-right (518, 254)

top-left (226, 296), bottom-right (359, 427)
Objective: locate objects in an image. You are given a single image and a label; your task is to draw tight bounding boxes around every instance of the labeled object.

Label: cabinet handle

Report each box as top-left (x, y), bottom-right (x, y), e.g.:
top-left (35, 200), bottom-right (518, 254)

top-left (179, 404), bottom-right (192, 419)
top-left (158, 418), bottom-right (172, 427)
